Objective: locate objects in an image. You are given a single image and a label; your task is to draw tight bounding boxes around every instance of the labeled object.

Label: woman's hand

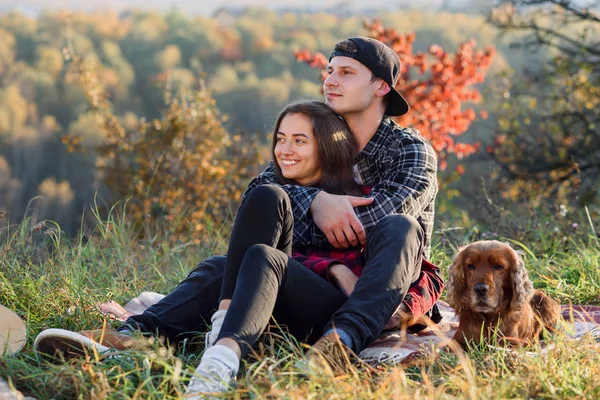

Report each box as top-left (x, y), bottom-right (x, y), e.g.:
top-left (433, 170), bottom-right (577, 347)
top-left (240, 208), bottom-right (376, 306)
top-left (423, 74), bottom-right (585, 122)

top-left (327, 263), bottom-right (358, 297)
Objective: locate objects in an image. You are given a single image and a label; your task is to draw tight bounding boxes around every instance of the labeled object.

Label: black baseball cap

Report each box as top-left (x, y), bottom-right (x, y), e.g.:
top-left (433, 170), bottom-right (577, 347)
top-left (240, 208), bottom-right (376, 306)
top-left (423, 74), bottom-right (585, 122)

top-left (329, 37), bottom-right (410, 116)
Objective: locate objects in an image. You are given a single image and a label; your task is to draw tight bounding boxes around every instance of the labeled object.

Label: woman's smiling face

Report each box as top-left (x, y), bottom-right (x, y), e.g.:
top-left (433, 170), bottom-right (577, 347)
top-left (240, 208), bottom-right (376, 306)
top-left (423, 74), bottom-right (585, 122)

top-left (274, 113), bottom-right (321, 186)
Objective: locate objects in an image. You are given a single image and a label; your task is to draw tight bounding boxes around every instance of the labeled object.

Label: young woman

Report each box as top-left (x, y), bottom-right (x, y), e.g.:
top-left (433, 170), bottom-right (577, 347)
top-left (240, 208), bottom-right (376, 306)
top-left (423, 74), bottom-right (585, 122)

top-left (186, 101), bottom-right (441, 396)
top-left (186, 101), bottom-right (362, 395)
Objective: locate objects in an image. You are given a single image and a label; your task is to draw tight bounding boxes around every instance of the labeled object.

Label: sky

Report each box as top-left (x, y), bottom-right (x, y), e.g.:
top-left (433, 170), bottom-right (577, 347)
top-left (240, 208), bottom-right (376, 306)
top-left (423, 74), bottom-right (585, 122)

top-left (1, 0), bottom-right (596, 16)
top-left (0, 0), bottom-right (474, 16)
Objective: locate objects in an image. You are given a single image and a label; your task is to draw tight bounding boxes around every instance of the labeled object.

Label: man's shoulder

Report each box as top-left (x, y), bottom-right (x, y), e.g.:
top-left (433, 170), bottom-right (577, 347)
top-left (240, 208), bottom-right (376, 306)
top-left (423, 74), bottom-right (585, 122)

top-left (386, 118), bottom-right (424, 140)
top-left (383, 119), bottom-right (435, 155)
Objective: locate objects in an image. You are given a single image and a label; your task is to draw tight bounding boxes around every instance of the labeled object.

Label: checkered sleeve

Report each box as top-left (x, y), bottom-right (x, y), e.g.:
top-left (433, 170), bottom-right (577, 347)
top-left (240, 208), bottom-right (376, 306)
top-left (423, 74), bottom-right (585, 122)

top-left (354, 133), bottom-right (438, 228)
top-left (242, 162), bottom-right (321, 246)
top-left (403, 259), bottom-right (444, 319)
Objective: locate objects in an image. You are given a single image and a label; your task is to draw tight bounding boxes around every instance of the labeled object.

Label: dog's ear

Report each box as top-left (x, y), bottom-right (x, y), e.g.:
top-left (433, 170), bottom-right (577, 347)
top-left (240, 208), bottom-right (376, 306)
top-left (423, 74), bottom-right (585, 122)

top-left (510, 247), bottom-right (534, 310)
top-left (446, 246), bottom-right (469, 313)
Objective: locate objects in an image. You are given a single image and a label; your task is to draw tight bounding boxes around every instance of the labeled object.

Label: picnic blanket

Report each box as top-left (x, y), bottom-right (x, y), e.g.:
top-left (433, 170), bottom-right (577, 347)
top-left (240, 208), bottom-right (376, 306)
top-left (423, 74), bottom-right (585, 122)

top-left (360, 303), bottom-right (600, 365)
top-left (98, 293), bottom-right (600, 366)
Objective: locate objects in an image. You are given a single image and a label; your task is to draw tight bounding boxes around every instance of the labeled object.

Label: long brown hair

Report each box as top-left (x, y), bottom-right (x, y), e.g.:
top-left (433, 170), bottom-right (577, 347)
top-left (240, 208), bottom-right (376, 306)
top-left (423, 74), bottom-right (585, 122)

top-left (271, 100), bottom-right (362, 196)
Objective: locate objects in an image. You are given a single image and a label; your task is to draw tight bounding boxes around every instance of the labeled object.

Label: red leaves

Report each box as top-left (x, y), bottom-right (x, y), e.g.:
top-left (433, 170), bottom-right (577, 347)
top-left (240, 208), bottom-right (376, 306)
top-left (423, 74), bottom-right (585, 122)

top-left (294, 20), bottom-right (494, 169)
top-left (294, 49), bottom-right (328, 69)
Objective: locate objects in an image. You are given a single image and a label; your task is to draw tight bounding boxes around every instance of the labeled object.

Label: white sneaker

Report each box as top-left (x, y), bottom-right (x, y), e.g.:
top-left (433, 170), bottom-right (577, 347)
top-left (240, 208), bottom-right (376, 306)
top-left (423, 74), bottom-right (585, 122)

top-left (205, 310), bottom-right (227, 348)
top-left (186, 345), bottom-right (238, 398)
top-left (34, 328), bottom-right (114, 359)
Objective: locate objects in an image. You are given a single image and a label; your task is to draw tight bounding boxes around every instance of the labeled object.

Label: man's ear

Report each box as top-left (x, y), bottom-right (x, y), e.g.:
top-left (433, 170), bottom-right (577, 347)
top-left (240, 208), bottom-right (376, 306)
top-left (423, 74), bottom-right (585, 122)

top-left (375, 80), bottom-right (391, 98)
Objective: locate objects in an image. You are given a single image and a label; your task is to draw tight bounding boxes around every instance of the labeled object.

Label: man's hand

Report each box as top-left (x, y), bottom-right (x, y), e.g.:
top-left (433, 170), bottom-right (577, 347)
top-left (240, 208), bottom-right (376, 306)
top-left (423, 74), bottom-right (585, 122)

top-left (310, 191), bottom-right (374, 248)
top-left (384, 303), bottom-right (415, 331)
top-left (327, 263), bottom-right (358, 297)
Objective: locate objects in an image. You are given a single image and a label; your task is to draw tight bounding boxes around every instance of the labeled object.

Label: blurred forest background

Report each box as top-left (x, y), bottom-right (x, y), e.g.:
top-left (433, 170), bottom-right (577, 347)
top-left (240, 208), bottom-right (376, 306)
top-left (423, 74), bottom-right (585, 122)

top-left (0, 0), bottom-right (597, 244)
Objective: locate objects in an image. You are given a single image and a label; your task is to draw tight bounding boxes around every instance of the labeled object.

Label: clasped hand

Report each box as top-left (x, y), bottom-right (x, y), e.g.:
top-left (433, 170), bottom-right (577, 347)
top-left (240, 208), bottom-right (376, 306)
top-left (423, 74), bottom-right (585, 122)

top-left (310, 191), bottom-right (374, 249)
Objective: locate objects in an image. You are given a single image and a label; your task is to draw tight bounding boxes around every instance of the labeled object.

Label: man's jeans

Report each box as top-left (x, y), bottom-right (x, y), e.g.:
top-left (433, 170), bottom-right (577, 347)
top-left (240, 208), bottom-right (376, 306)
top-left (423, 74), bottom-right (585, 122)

top-left (125, 185), bottom-right (424, 354)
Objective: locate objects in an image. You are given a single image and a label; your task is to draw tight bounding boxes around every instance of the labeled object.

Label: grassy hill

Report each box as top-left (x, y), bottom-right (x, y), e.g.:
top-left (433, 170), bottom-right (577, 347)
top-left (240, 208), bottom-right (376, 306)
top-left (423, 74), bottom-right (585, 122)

top-left (0, 208), bottom-right (599, 398)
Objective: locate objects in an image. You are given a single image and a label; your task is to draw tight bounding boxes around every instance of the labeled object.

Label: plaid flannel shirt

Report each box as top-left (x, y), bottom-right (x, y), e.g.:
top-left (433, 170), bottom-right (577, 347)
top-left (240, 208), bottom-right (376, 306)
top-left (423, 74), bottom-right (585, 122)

top-left (243, 116), bottom-right (438, 259)
top-left (291, 246), bottom-right (444, 320)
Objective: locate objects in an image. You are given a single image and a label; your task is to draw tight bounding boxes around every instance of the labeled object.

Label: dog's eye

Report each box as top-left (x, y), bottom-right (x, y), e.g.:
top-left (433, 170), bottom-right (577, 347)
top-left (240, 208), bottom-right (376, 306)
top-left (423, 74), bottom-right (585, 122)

top-left (494, 264), bottom-right (504, 270)
top-left (466, 264), bottom-right (476, 270)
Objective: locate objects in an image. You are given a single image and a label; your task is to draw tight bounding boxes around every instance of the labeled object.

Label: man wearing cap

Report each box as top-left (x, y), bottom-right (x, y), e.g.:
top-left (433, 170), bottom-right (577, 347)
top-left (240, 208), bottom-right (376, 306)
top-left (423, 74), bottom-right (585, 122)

top-left (34, 37), bottom-right (441, 391)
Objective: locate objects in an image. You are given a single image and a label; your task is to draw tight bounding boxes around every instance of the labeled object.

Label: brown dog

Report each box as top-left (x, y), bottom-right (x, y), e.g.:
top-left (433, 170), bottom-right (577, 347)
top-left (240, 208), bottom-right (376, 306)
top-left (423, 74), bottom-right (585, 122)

top-left (446, 240), bottom-right (561, 347)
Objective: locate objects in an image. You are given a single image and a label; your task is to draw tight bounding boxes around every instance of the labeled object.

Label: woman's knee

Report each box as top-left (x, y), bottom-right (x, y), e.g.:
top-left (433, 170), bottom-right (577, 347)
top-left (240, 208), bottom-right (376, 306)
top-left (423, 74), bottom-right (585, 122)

top-left (244, 184), bottom-right (289, 207)
top-left (243, 244), bottom-right (287, 277)
top-left (245, 243), bottom-right (272, 259)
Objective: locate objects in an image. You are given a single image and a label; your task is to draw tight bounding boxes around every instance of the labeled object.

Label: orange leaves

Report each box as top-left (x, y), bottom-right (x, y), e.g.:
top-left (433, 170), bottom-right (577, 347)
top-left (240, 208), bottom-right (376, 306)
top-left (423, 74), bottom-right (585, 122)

top-left (429, 45), bottom-right (444, 58)
top-left (294, 49), bottom-right (328, 69)
top-left (384, 25), bottom-right (494, 166)
top-left (295, 19), bottom-right (495, 170)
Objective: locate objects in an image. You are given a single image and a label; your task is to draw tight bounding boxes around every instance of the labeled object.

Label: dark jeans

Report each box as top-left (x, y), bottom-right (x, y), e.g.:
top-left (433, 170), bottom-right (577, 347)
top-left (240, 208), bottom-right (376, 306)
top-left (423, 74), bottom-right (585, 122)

top-left (124, 255), bottom-right (224, 341)
top-left (216, 185), bottom-right (348, 355)
top-left (126, 185), bottom-right (424, 354)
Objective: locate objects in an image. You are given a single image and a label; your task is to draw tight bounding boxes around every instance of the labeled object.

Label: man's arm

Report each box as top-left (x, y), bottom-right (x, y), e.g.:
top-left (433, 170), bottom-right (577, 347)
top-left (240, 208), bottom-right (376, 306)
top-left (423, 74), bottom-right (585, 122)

top-left (327, 258), bottom-right (444, 330)
top-left (354, 135), bottom-right (438, 228)
top-left (245, 162), bottom-right (372, 247)
top-left (311, 135), bottom-right (437, 248)
top-left (403, 260), bottom-right (444, 320)
top-left (384, 259), bottom-right (444, 330)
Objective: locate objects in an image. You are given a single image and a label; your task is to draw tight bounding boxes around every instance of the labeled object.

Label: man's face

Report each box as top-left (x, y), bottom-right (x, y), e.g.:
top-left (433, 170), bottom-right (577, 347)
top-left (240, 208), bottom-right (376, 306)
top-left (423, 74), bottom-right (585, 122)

top-left (323, 56), bottom-right (382, 116)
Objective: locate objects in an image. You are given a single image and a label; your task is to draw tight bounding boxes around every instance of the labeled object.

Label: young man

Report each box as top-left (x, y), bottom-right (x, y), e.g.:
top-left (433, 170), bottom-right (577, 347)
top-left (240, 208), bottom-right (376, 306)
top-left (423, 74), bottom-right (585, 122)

top-left (34, 37), bottom-right (442, 382)
top-left (248, 37), bottom-right (440, 362)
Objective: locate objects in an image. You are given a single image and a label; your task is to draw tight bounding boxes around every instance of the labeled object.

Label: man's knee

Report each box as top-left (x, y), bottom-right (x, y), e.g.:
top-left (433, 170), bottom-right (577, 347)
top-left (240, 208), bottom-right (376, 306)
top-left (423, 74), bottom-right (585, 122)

top-left (377, 214), bottom-right (423, 239)
top-left (186, 255), bottom-right (226, 278)
top-left (245, 184), bottom-right (289, 205)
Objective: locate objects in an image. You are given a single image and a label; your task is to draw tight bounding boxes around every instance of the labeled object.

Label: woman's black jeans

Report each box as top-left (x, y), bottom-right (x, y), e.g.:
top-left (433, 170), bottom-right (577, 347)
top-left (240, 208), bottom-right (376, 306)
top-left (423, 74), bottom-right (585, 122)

top-left (125, 185), bottom-right (424, 354)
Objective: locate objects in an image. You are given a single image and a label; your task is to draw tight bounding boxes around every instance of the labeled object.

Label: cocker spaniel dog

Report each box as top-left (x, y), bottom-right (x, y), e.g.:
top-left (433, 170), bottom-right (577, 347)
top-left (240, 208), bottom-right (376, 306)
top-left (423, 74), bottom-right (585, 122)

top-left (447, 240), bottom-right (561, 347)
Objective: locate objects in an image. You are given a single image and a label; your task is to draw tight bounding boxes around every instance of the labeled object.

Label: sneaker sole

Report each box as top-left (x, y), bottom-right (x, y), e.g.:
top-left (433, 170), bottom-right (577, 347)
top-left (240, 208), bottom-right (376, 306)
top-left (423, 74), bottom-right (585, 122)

top-left (34, 328), bottom-right (116, 359)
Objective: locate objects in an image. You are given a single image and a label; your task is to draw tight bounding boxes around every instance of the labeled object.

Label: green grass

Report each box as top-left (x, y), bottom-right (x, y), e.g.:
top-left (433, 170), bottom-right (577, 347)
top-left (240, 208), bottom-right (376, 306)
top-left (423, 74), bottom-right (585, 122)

top-left (1, 207), bottom-right (599, 399)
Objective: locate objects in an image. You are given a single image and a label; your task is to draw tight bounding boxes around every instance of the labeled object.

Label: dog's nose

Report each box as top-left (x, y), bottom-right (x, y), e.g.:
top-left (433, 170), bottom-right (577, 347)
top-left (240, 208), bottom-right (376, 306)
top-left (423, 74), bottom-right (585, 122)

top-left (474, 283), bottom-right (489, 297)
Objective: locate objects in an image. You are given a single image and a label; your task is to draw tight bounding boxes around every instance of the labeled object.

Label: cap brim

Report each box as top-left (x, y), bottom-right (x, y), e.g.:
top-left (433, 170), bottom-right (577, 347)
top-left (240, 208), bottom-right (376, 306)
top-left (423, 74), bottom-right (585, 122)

top-left (386, 87), bottom-right (410, 116)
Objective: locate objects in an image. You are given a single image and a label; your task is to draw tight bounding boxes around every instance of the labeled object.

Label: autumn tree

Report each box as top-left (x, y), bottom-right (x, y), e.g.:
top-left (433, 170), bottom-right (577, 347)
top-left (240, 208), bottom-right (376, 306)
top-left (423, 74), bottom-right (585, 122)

top-left (487, 0), bottom-right (599, 206)
top-left (68, 53), bottom-right (264, 242)
top-left (295, 20), bottom-right (495, 170)
top-left (0, 8), bottom-right (534, 235)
